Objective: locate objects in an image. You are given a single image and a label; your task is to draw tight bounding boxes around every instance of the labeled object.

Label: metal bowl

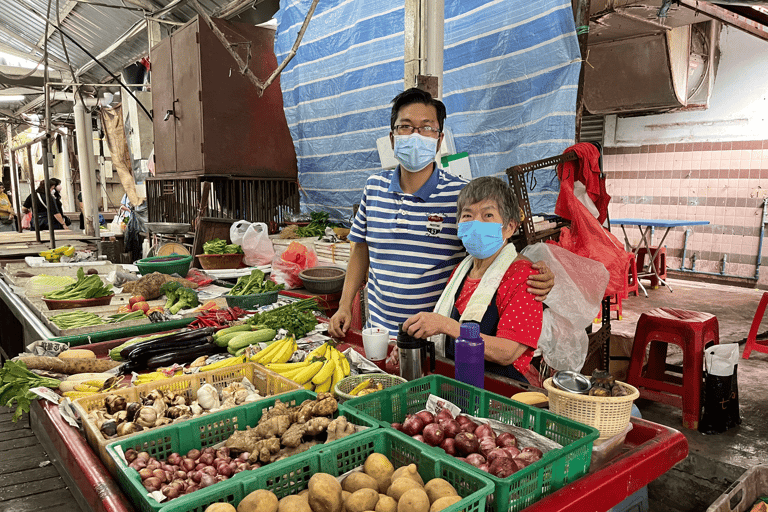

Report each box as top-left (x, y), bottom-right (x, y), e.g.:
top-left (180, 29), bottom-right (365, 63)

top-left (145, 222), bottom-right (191, 235)
top-left (552, 370), bottom-right (592, 394)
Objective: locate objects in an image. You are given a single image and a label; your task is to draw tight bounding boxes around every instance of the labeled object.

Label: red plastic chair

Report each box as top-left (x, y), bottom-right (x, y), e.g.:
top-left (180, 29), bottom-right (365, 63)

top-left (627, 307), bottom-right (719, 429)
top-left (742, 292), bottom-right (768, 359)
top-left (636, 246), bottom-right (667, 288)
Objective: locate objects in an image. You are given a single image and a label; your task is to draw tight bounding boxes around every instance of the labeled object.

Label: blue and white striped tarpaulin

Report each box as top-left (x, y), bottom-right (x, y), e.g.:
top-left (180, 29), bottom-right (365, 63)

top-left (274, 0), bottom-right (581, 221)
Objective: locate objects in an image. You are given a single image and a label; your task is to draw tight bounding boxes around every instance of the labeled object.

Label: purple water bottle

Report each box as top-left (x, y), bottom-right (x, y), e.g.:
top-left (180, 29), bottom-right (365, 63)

top-left (454, 322), bottom-right (484, 389)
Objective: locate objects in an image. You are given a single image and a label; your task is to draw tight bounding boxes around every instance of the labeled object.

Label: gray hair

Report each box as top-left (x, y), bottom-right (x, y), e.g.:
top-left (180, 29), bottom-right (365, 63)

top-left (456, 176), bottom-right (521, 225)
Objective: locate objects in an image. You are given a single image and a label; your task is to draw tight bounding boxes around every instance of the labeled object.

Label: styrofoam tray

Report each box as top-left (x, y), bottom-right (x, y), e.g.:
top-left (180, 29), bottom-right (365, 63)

top-left (25, 256), bottom-right (109, 267)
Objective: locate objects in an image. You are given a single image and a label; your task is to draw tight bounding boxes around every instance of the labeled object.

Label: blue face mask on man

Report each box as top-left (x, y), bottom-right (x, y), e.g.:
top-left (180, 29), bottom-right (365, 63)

top-left (393, 133), bottom-right (438, 172)
top-left (458, 220), bottom-right (505, 259)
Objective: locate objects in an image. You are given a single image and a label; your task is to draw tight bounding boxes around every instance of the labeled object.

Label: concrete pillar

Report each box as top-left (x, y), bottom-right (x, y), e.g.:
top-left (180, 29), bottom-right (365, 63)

top-left (74, 96), bottom-right (99, 237)
top-left (61, 134), bottom-right (75, 212)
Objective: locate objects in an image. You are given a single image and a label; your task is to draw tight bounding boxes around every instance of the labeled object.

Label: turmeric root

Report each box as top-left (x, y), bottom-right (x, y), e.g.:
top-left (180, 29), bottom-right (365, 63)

top-left (325, 416), bottom-right (357, 443)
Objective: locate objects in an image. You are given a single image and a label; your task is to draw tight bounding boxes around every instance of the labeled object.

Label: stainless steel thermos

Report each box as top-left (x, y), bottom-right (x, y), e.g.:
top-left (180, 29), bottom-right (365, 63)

top-left (397, 323), bottom-right (435, 381)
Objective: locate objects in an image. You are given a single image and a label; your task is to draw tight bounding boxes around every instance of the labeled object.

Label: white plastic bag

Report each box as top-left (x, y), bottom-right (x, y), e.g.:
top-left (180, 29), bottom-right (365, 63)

top-left (242, 222), bottom-right (274, 266)
top-left (520, 243), bottom-right (610, 372)
top-left (230, 220), bottom-right (251, 247)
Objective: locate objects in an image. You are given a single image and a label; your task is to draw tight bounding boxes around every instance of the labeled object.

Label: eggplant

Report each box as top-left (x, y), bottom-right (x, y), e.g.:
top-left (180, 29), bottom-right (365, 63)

top-left (144, 338), bottom-right (222, 369)
top-left (120, 327), bottom-right (216, 361)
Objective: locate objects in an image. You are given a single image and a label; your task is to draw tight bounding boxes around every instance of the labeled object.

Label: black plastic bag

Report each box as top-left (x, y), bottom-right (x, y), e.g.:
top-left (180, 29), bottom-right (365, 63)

top-left (699, 343), bottom-right (741, 435)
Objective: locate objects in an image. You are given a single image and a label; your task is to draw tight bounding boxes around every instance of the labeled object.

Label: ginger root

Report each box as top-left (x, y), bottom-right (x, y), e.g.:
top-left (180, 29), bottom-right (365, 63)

top-left (255, 414), bottom-right (292, 439)
top-left (312, 393), bottom-right (338, 417)
top-left (249, 438), bottom-right (281, 463)
top-left (270, 440), bottom-right (319, 463)
top-left (325, 416), bottom-right (356, 443)
top-left (305, 416), bottom-right (331, 436)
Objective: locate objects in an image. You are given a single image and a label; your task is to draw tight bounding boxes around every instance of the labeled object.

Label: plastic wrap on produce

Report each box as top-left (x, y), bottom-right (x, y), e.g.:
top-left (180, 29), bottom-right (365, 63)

top-left (274, 0), bottom-right (580, 219)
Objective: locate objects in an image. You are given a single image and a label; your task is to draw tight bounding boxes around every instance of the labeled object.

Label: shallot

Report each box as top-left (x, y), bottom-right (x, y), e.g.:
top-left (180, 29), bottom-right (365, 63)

top-left (186, 449), bottom-right (201, 460)
top-left (199, 474), bottom-right (216, 488)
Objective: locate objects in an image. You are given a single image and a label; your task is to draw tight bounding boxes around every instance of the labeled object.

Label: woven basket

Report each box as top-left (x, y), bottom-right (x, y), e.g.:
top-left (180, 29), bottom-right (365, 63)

top-left (334, 374), bottom-right (406, 403)
top-left (543, 377), bottom-right (639, 439)
top-left (299, 266), bottom-right (346, 294)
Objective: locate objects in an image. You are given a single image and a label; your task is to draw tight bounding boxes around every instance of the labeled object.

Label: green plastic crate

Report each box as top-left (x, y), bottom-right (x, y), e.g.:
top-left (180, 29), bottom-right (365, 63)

top-left (344, 375), bottom-right (600, 512)
top-left (105, 390), bottom-right (378, 512)
top-left (162, 428), bottom-right (494, 512)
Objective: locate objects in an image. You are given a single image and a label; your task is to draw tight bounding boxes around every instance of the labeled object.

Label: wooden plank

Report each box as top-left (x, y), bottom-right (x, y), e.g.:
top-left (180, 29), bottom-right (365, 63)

top-left (0, 473), bottom-right (67, 500)
top-left (0, 410), bottom-right (27, 424)
top-left (0, 488), bottom-right (79, 512)
top-left (0, 429), bottom-right (35, 442)
top-left (0, 444), bottom-right (50, 473)
top-left (0, 435), bottom-right (39, 452)
top-left (0, 464), bottom-right (60, 488)
top-left (0, 420), bottom-right (32, 434)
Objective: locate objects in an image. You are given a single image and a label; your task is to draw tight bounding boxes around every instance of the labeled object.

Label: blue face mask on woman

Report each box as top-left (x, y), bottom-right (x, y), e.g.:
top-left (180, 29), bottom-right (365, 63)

top-left (393, 133), bottom-right (438, 172)
top-left (458, 220), bottom-right (505, 259)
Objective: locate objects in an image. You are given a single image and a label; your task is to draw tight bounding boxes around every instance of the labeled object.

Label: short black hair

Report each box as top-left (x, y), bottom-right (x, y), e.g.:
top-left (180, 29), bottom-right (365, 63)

top-left (390, 88), bottom-right (446, 133)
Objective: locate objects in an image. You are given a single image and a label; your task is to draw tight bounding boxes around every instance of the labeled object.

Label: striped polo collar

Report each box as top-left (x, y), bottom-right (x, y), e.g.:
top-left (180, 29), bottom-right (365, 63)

top-left (388, 164), bottom-right (440, 201)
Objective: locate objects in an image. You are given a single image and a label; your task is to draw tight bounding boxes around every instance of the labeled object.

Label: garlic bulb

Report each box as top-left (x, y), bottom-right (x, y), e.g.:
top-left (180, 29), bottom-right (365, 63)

top-left (196, 384), bottom-right (220, 410)
top-left (135, 406), bottom-right (158, 428)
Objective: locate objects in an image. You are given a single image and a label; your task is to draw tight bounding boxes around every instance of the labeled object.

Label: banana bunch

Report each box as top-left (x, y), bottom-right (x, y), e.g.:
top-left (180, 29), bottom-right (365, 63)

top-left (40, 245), bottom-right (76, 262)
top-left (250, 336), bottom-right (297, 365)
top-left (264, 342), bottom-right (350, 394)
top-left (132, 369), bottom-right (182, 385)
top-left (348, 379), bottom-right (384, 397)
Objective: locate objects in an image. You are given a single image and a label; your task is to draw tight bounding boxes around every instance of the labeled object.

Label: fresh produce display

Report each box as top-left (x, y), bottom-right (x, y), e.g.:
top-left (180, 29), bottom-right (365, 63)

top-left (216, 327), bottom-right (279, 354)
top-left (107, 310), bottom-right (148, 323)
top-left (247, 299), bottom-right (319, 339)
top-left (190, 306), bottom-right (247, 329)
top-left (226, 269), bottom-right (284, 296)
top-left (88, 384), bottom-right (262, 440)
top-left (262, 342), bottom-right (350, 393)
top-left (203, 238), bottom-right (244, 254)
top-left (12, 355), bottom-right (121, 374)
top-left (25, 274), bottom-right (75, 296)
top-left (249, 336), bottom-right (296, 364)
top-left (117, 327), bottom-right (223, 373)
top-left (393, 409), bottom-right (542, 477)
top-left (43, 267), bottom-right (113, 300)
top-left (122, 272), bottom-right (197, 301)
top-left (160, 281), bottom-right (200, 314)
top-left (50, 310), bottom-right (106, 329)
top-left (202, 454), bottom-right (462, 512)
top-left (223, 393), bottom-right (355, 465)
top-left (58, 373), bottom-right (115, 394)
top-left (284, 211), bottom-right (339, 238)
top-left (0, 359), bottom-right (61, 421)
top-left (347, 379), bottom-right (383, 397)
top-left (39, 245), bottom-right (76, 262)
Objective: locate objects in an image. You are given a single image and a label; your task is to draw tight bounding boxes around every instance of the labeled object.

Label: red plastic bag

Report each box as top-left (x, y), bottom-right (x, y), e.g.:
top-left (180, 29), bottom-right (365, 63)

top-left (271, 241), bottom-right (318, 289)
top-left (21, 211), bottom-right (32, 230)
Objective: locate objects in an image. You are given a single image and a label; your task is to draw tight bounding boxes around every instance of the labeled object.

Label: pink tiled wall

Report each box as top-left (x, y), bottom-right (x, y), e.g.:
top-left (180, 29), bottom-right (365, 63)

top-left (603, 141), bottom-right (768, 286)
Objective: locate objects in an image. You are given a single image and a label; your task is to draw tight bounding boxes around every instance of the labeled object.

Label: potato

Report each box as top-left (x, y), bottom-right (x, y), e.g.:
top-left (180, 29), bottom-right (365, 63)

top-left (299, 490), bottom-right (309, 497)
top-left (345, 488), bottom-right (379, 512)
top-left (308, 473), bottom-right (343, 512)
top-left (375, 495), bottom-right (397, 512)
top-left (423, 479), bottom-right (458, 504)
top-left (343, 472), bottom-right (380, 493)
top-left (205, 504), bottom-right (236, 512)
top-left (238, 489), bottom-right (278, 512)
top-left (429, 496), bottom-right (462, 512)
top-left (397, 488), bottom-right (430, 512)
top-left (391, 464), bottom-right (424, 487)
top-left (364, 453), bottom-right (395, 493)
top-left (278, 495), bottom-right (312, 512)
top-left (387, 478), bottom-right (423, 502)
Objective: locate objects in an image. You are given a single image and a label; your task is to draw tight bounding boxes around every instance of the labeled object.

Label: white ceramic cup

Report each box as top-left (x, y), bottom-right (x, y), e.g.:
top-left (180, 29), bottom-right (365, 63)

top-left (361, 327), bottom-right (389, 361)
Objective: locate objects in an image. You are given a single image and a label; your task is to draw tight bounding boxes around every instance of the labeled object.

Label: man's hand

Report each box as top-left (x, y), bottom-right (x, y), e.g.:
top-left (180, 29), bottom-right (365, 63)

top-left (328, 307), bottom-right (352, 338)
top-left (527, 261), bottom-right (554, 302)
top-left (403, 312), bottom-right (459, 340)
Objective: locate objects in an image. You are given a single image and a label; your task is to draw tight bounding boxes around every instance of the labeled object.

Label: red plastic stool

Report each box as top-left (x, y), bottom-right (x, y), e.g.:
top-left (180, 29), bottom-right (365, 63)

top-left (627, 307), bottom-right (719, 429)
top-left (637, 247), bottom-right (667, 288)
top-left (627, 252), bottom-right (639, 297)
top-left (742, 292), bottom-right (768, 359)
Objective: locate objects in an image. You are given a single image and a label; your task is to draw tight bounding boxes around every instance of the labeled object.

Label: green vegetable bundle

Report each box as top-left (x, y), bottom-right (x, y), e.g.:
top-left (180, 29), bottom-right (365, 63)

top-left (227, 269), bottom-right (284, 296)
top-left (43, 267), bottom-right (113, 300)
top-left (295, 211), bottom-right (339, 238)
top-left (247, 298), bottom-right (318, 338)
top-left (0, 360), bottom-right (61, 421)
top-left (50, 311), bottom-right (105, 329)
top-left (203, 238), bottom-right (243, 255)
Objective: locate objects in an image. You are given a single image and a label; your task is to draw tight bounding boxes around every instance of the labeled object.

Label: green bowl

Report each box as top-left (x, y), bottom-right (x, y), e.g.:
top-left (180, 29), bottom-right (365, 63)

top-left (134, 254), bottom-right (193, 276)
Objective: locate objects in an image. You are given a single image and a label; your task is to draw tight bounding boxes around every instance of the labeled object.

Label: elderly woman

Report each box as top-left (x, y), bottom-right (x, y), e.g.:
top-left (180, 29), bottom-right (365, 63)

top-left (402, 176), bottom-right (543, 383)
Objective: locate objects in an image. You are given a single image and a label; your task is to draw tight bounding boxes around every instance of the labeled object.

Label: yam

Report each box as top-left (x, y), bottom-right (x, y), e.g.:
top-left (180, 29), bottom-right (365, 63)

top-left (397, 488), bottom-right (430, 512)
top-left (308, 473), bottom-right (343, 512)
top-left (205, 504), bottom-right (237, 512)
top-left (238, 489), bottom-right (278, 512)
top-left (429, 496), bottom-right (462, 512)
top-left (386, 478), bottom-right (423, 502)
top-left (278, 495), bottom-right (312, 512)
top-left (364, 453), bottom-right (395, 493)
top-left (343, 472), bottom-right (380, 493)
top-left (391, 464), bottom-right (424, 487)
top-left (16, 356), bottom-right (120, 374)
top-left (345, 488), bottom-right (379, 512)
top-left (375, 495), bottom-right (397, 512)
top-left (423, 479), bottom-right (458, 504)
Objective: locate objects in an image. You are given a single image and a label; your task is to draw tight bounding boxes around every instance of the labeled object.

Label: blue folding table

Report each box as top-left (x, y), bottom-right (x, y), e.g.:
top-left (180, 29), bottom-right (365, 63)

top-left (611, 218), bottom-right (710, 295)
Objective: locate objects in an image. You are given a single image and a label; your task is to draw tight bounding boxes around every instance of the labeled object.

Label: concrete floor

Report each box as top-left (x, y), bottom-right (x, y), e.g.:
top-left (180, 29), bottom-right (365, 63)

top-left (612, 275), bottom-right (768, 512)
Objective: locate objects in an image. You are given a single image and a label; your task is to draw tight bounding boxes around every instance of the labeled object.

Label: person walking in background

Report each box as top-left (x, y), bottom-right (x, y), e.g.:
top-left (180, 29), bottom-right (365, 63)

top-left (0, 182), bottom-right (16, 232)
top-left (22, 178), bottom-right (70, 231)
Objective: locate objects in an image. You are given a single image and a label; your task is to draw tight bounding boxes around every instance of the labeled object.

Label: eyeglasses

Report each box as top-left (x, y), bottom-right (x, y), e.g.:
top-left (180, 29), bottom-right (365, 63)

top-left (393, 124), bottom-right (441, 137)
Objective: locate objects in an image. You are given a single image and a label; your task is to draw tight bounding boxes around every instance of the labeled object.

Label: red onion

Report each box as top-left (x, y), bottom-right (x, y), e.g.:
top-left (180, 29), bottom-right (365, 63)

top-left (190, 471), bottom-right (203, 483)
top-left (412, 434), bottom-right (425, 443)
top-left (415, 410), bottom-right (435, 425)
top-left (167, 453), bottom-right (182, 466)
top-left (521, 446), bottom-right (543, 459)
top-left (460, 419), bottom-right (478, 434)
top-left (439, 438), bottom-right (457, 456)
top-left (455, 415), bottom-right (471, 425)
top-left (435, 408), bottom-right (454, 422)
top-left (213, 457), bottom-right (229, 468)
top-left (479, 437), bottom-right (497, 457)
top-left (502, 446), bottom-right (521, 458)
top-left (124, 449), bottom-right (138, 463)
top-left (486, 448), bottom-right (510, 465)
top-left (237, 452), bottom-right (250, 462)
top-left (478, 464), bottom-right (490, 472)
top-left (202, 447), bottom-right (216, 456)
top-left (454, 432), bottom-right (480, 456)
top-left (199, 474), bottom-right (216, 488)
top-left (217, 464), bottom-right (233, 477)
top-left (138, 468), bottom-right (154, 480)
top-left (198, 453), bottom-right (215, 466)
top-left (195, 463), bottom-right (207, 472)
top-left (186, 449), bottom-right (201, 460)
top-left (215, 475), bottom-right (227, 482)
top-left (465, 453), bottom-right (486, 468)
top-left (422, 423), bottom-right (445, 446)
top-left (201, 466), bottom-right (217, 477)
top-left (474, 424), bottom-right (495, 440)
top-left (181, 458), bottom-right (196, 472)
top-left (391, 422), bottom-right (403, 432)
top-left (495, 432), bottom-right (517, 448)
top-left (440, 419), bottom-right (462, 439)
top-left (142, 477), bottom-right (162, 492)
top-left (137, 451), bottom-right (151, 463)
top-left (489, 457), bottom-right (517, 478)
top-left (185, 484), bottom-right (199, 494)
top-left (402, 415), bottom-right (425, 436)
top-left (513, 457), bottom-right (531, 469)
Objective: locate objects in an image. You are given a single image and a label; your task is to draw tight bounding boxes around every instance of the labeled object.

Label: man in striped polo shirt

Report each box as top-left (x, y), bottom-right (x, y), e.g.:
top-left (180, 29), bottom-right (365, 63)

top-left (328, 88), bottom-right (553, 337)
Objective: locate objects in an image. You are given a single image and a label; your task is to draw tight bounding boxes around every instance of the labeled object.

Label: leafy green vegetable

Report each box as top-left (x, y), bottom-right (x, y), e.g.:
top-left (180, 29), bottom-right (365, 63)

top-left (170, 287), bottom-right (199, 314)
top-left (43, 267), bottom-right (113, 300)
top-left (247, 298), bottom-right (318, 338)
top-left (0, 360), bottom-right (61, 422)
top-left (224, 244), bottom-right (243, 254)
top-left (227, 269), bottom-right (285, 296)
top-left (204, 238), bottom-right (243, 255)
top-left (295, 211), bottom-right (339, 238)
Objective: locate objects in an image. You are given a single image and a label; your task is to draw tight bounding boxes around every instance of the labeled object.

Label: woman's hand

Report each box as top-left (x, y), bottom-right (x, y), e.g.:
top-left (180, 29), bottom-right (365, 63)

top-left (527, 261), bottom-right (554, 302)
top-left (403, 312), bottom-right (459, 340)
top-left (328, 307), bottom-right (352, 338)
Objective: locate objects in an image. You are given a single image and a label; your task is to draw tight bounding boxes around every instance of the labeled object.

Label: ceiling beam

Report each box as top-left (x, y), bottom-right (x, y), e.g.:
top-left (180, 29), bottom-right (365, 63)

top-left (679, 0), bottom-right (768, 41)
top-left (214, 0), bottom-right (267, 19)
top-left (0, 24), bottom-right (70, 70)
top-left (36, 0), bottom-right (77, 48)
top-left (75, 20), bottom-right (148, 76)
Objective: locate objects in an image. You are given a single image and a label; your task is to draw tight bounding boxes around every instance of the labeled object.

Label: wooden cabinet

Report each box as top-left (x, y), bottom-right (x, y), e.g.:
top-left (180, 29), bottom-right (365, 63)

top-left (151, 17), bottom-right (298, 178)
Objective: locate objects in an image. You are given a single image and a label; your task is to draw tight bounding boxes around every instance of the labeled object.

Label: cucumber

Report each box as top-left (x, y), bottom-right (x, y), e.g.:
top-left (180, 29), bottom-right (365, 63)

top-left (214, 330), bottom-right (253, 348)
top-left (227, 329), bottom-right (277, 351)
top-left (213, 324), bottom-right (253, 341)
